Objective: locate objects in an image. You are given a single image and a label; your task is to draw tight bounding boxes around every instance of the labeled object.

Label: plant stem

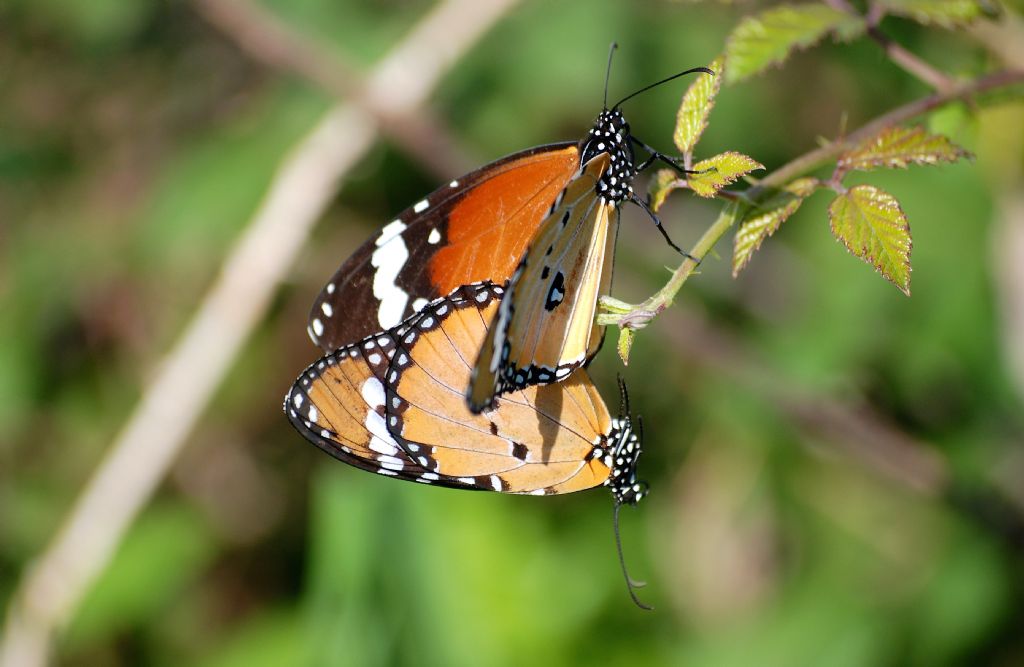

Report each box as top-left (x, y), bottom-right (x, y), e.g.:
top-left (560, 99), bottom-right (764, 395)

top-left (866, 26), bottom-right (957, 91)
top-left (754, 68), bottom-right (1022, 195)
top-left (600, 68), bottom-right (1024, 329)
top-left (598, 203), bottom-right (741, 326)
top-left (824, 0), bottom-right (956, 91)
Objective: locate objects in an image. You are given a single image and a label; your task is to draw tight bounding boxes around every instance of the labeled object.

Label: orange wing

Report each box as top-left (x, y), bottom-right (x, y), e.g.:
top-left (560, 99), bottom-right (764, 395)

top-left (466, 155), bottom-right (618, 413)
top-left (308, 144), bottom-right (580, 352)
top-left (286, 283), bottom-right (640, 496)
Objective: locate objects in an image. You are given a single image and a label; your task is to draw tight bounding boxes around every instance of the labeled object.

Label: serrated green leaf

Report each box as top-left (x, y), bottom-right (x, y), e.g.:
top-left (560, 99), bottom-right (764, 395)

top-left (733, 177), bottom-right (819, 275)
top-left (839, 125), bottom-right (972, 171)
top-left (674, 56), bottom-right (724, 154)
top-left (876, 0), bottom-right (991, 27)
top-left (725, 4), bottom-right (865, 84)
top-left (689, 152), bottom-right (764, 197)
top-left (649, 169), bottom-right (684, 212)
top-left (828, 185), bottom-right (912, 295)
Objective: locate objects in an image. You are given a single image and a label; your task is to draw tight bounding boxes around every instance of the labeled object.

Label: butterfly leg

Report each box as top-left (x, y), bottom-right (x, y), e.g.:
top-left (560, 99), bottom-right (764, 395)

top-left (629, 194), bottom-right (699, 263)
top-left (631, 137), bottom-right (716, 177)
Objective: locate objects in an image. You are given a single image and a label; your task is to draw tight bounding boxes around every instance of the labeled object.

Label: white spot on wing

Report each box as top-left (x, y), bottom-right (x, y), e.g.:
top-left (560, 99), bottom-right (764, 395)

top-left (378, 455), bottom-right (404, 471)
top-left (321, 302), bottom-right (333, 317)
top-left (412, 297), bottom-right (429, 312)
top-left (326, 283), bottom-right (335, 294)
top-left (312, 318), bottom-right (324, 338)
top-left (371, 220), bottom-right (410, 329)
top-left (427, 228), bottom-right (441, 244)
top-left (377, 220), bottom-right (406, 246)
top-left (361, 376), bottom-right (386, 409)
top-left (413, 199), bottom-right (429, 213)
top-left (361, 377), bottom-right (403, 455)
top-left (449, 180), bottom-right (459, 188)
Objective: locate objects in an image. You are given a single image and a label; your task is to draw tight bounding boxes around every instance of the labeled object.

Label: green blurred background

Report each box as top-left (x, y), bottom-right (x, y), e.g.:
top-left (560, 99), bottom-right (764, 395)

top-left (2, 0), bottom-right (1023, 665)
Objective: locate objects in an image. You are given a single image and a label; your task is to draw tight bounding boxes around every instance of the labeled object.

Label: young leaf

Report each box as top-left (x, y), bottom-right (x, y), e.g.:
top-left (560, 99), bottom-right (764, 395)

top-left (688, 152), bottom-right (764, 198)
top-left (674, 56), bottom-right (725, 155)
top-left (617, 327), bottom-right (635, 366)
top-left (838, 125), bottom-right (972, 172)
top-left (649, 169), bottom-right (684, 212)
top-left (725, 5), bottom-right (865, 84)
top-left (733, 177), bottom-right (819, 275)
top-left (875, 0), bottom-right (992, 28)
top-left (828, 185), bottom-right (912, 295)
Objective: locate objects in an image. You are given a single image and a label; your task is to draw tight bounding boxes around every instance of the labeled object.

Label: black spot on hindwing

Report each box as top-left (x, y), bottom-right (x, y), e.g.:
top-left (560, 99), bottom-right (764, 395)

top-left (544, 272), bottom-right (565, 311)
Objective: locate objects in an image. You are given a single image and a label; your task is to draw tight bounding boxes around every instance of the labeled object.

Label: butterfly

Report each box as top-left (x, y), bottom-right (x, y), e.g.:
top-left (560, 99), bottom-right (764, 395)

top-left (286, 281), bottom-right (651, 606)
top-left (305, 45), bottom-right (712, 410)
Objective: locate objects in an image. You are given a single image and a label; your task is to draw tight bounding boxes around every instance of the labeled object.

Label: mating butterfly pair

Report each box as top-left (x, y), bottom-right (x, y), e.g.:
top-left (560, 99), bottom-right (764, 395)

top-left (285, 50), bottom-right (712, 608)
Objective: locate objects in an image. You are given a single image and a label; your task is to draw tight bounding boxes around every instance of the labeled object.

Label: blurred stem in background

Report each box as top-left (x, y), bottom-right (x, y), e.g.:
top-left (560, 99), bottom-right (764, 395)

top-left (1, 0), bottom-right (1024, 664)
top-left (0, 1), bottom-right (516, 664)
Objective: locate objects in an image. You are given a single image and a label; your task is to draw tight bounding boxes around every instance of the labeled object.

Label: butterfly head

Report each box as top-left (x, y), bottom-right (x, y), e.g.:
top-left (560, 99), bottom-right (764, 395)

top-left (581, 109), bottom-right (635, 204)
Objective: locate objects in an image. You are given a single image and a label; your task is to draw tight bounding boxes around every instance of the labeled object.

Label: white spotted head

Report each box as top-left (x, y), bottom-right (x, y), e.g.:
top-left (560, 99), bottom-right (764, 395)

top-left (580, 109), bottom-right (635, 203)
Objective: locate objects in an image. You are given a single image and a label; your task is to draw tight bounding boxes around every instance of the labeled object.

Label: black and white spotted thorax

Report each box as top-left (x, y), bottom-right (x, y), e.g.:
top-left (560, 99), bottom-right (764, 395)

top-left (603, 415), bottom-right (647, 506)
top-left (579, 109), bottom-right (636, 204)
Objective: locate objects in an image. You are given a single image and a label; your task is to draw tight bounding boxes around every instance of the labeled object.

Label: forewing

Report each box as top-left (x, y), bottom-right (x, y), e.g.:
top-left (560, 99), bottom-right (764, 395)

top-left (308, 143), bottom-right (579, 351)
top-left (467, 155), bottom-right (618, 412)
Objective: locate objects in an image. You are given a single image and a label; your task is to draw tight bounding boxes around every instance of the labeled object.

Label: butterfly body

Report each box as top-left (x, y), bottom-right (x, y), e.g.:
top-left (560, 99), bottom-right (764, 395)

top-left (466, 109), bottom-right (641, 411)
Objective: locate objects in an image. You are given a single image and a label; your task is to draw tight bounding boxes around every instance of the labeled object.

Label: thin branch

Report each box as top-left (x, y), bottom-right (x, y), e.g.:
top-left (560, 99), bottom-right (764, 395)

top-left (866, 25), bottom-right (957, 92)
top-left (599, 68), bottom-right (1024, 329)
top-left (598, 204), bottom-right (736, 327)
top-left (824, 0), bottom-right (956, 91)
top-left (193, 0), bottom-right (477, 177)
top-left (754, 68), bottom-right (1023, 194)
top-left (967, 17), bottom-right (1024, 71)
top-left (0, 2), bottom-right (518, 666)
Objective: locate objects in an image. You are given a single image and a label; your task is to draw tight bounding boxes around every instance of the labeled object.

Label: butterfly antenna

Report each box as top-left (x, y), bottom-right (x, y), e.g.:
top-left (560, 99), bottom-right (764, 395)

top-left (613, 66), bottom-right (714, 109)
top-left (603, 42), bottom-right (619, 110)
top-left (614, 503), bottom-right (652, 610)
